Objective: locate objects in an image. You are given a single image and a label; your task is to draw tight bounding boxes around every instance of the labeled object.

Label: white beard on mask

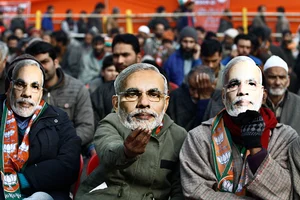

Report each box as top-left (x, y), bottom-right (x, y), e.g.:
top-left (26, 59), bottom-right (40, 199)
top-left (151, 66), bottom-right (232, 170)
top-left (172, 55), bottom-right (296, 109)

top-left (117, 106), bottom-right (165, 131)
top-left (224, 94), bottom-right (263, 117)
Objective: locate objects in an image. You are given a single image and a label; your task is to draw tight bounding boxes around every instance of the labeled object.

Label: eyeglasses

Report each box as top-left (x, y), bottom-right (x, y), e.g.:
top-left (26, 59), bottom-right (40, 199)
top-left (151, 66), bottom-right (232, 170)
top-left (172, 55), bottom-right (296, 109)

top-left (118, 89), bottom-right (166, 102)
top-left (224, 80), bottom-right (262, 92)
top-left (12, 80), bottom-right (43, 93)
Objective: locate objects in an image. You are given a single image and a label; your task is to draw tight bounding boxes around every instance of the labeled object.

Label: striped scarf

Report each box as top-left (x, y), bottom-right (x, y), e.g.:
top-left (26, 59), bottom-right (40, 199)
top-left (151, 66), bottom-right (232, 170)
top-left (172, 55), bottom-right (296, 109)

top-left (0, 100), bottom-right (47, 199)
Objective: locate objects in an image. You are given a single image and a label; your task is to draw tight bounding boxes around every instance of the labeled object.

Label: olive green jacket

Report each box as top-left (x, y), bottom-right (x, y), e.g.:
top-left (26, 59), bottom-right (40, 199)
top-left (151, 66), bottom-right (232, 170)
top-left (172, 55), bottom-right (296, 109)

top-left (76, 113), bottom-right (187, 200)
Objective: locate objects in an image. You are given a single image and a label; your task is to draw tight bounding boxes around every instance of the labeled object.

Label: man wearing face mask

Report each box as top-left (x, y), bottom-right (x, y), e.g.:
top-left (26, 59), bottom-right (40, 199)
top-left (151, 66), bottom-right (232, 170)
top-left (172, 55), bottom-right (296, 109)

top-left (0, 54), bottom-right (81, 199)
top-left (163, 26), bottom-right (201, 86)
top-left (180, 56), bottom-right (298, 199)
top-left (76, 63), bottom-right (187, 200)
top-left (79, 35), bottom-right (109, 84)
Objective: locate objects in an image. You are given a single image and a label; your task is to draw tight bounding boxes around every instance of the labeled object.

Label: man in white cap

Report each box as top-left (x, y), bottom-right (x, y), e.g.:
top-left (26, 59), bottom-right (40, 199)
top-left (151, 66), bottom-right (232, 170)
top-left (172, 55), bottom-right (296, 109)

top-left (222, 28), bottom-right (239, 58)
top-left (264, 55), bottom-right (300, 133)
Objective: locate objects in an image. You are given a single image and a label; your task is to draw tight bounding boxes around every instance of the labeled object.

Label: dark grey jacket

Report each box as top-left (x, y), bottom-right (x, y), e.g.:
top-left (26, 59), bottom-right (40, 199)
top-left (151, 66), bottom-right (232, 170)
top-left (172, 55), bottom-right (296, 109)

top-left (167, 84), bottom-right (224, 131)
top-left (43, 68), bottom-right (94, 146)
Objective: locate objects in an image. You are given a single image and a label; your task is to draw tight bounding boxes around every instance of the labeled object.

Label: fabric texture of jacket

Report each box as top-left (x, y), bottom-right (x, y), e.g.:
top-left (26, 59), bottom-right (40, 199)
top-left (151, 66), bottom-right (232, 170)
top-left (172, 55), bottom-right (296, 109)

top-left (180, 117), bottom-right (298, 199)
top-left (289, 137), bottom-right (300, 200)
top-left (43, 68), bottom-right (94, 146)
top-left (60, 39), bottom-right (83, 79)
top-left (266, 91), bottom-right (300, 134)
top-left (76, 113), bottom-right (187, 200)
top-left (79, 51), bottom-right (108, 84)
top-left (163, 50), bottom-right (202, 86)
top-left (0, 95), bottom-right (82, 200)
top-left (90, 80), bottom-right (115, 127)
top-left (167, 84), bottom-right (224, 131)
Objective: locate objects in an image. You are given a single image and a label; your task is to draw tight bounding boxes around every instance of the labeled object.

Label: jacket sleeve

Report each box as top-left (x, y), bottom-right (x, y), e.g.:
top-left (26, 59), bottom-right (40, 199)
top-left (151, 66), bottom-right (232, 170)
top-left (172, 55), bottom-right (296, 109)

top-left (180, 126), bottom-right (254, 200)
top-left (245, 126), bottom-right (298, 199)
top-left (94, 116), bottom-right (137, 169)
top-left (74, 84), bottom-right (94, 146)
top-left (23, 111), bottom-right (82, 190)
top-left (289, 138), bottom-right (300, 200)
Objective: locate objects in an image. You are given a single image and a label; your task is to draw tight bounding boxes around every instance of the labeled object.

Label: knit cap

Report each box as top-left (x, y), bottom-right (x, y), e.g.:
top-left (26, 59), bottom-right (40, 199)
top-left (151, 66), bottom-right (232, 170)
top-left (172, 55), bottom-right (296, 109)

top-left (263, 55), bottom-right (288, 72)
top-left (179, 26), bottom-right (198, 42)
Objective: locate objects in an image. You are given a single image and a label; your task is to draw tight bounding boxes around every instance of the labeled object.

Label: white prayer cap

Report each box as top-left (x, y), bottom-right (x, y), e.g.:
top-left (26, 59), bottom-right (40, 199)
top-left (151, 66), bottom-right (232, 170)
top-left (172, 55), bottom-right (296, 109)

top-left (263, 55), bottom-right (288, 72)
top-left (138, 25), bottom-right (150, 35)
top-left (224, 28), bottom-right (239, 39)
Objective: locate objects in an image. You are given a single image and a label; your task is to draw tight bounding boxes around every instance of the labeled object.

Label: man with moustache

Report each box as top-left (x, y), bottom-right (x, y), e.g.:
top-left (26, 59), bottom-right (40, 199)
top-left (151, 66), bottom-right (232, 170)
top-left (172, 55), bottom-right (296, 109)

top-left (0, 54), bottom-right (81, 199)
top-left (263, 55), bottom-right (300, 133)
top-left (76, 63), bottom-right (187, 200)
top-left (163, 26), bottom-right (201, 86)
top-left (90, 33), bottom-right (141, 125)
top-left (25, 41), bottom-right (94, 156)
top-left (180, 56), bottom-right (298, 199)
top-left (79, 35), bottom-right (109, 84)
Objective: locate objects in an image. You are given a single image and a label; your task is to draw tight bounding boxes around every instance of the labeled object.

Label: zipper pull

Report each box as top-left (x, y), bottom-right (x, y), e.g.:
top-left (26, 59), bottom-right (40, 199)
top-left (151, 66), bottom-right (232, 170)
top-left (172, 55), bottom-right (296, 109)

top-left (118, 187), bottom-right (123, 197)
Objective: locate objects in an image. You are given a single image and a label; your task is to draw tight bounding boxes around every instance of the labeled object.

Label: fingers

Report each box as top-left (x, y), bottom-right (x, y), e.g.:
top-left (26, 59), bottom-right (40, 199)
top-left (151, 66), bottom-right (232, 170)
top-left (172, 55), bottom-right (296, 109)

top-left (196, 73), bottom-right (211, 89)
top-left (124, 128), bottom-right (151, 157)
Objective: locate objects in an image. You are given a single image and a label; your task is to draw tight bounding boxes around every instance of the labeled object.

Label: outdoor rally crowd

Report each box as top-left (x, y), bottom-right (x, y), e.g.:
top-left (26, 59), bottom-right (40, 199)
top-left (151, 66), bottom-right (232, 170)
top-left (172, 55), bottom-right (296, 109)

top-left (1, 0), bottom-right (300, 199)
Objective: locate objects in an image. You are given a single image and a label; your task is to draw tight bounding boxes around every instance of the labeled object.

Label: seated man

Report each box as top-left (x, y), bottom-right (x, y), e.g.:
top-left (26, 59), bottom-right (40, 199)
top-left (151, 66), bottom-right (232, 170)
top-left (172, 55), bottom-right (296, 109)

top-left (180, 56), bottom-right (298, 199)
top-left (263, 55), bottom-right (300, 134)
top-left (25, 41), bottom-right (94, 156)
top-left (76, 63), bottom-right (187, 199)
top-left (0, 54), bottom-right (81, 199)
top-left (167, 65), bottom-right (224, 131)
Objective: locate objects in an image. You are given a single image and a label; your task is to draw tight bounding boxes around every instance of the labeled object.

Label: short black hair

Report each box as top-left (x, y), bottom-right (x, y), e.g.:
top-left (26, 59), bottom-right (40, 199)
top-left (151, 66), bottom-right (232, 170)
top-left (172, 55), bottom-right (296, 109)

top-left (201, 39), bottom-right (222, 57)
top-left (92, 35), bottom-right (105, 45)
top-left (51, 30), bottom-right (68, 46)
top-left (234, 34), bottom-right (252, 44)
top-left (195, 26), bottom-right (205, 33)
top-left (204, 31), bottom-right (217, 40)
top-left (47, 5), bottom-right (54, 11)
top-left (102, 55), bottom-right (114, 70)
top-left (112, 34), bottom-right (140, 54)
top-left (7, 35), bottom-right (20, 42)
top-left (95, 2), bottom-right (105, 9)
top-left (277, 6), bottom-right (285, 13)
top-left (282, 29), bottom-right (292, 37)
top-left (156, 6), bottom-right (165, 13)
top-left (25, 41), bottom-right (57, 60)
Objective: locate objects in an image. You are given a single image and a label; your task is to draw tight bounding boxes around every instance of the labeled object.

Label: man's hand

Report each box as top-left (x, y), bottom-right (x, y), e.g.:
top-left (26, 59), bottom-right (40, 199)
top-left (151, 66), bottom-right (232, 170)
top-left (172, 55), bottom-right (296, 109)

top-left (193, 44), bottom-right (201, 60)
top-left (238, 110), bottom-right (265, 154)
top-left (124, 128), bottom-right (151, 158)
top-left (195, 73), bottom-right (216, 99)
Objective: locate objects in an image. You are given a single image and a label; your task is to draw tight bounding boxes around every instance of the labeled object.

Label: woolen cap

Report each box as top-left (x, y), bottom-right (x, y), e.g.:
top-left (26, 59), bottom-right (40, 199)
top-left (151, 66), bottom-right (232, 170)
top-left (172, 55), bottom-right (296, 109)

top-left (179, 26), bottom-right (198, 42)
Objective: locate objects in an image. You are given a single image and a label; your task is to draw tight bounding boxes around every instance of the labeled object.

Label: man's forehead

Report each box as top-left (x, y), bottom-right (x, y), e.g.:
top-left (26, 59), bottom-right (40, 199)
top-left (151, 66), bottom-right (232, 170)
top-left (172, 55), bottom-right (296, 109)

top-left (113, 43), bottom-right (135, 53)
top-left (227, 62), bottom-right (260, 81)
top-left (123, 70), bottom-right (164, 89)
top-left (17, 65), bottom-right (43, 82)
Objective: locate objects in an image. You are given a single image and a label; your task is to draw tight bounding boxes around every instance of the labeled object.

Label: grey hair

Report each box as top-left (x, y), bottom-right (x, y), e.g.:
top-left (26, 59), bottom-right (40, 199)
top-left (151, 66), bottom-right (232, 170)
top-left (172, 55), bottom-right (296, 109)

top-left (11, 59), bottom-right (44, 86)
top-left (222, 56), bottom-right (262, 86)
top-left (114, 63), bottom-right (168, 94)
top-left (0, 41), bottom-right (8, 62)
top-left (184, 65), bottom-right (216, 85)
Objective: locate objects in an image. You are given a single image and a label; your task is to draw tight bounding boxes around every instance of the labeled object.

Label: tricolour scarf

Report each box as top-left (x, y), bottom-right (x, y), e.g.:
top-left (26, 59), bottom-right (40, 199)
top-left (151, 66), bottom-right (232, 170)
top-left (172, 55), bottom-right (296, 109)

top-left (211, 107), bottom-right (277, 195)
top-left (0, 100), bottom-right (47, 199)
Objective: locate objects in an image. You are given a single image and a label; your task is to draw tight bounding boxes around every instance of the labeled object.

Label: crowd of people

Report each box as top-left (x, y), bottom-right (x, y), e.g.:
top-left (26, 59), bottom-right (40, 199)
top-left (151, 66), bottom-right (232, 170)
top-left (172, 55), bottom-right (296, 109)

top-left (1, 0), bottom-right (300, 200)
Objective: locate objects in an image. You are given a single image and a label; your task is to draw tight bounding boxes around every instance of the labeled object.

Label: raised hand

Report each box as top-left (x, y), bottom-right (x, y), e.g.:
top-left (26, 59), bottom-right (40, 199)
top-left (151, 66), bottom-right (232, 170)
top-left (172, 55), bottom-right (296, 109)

top-left (124, 128), bottom-right (151, 158)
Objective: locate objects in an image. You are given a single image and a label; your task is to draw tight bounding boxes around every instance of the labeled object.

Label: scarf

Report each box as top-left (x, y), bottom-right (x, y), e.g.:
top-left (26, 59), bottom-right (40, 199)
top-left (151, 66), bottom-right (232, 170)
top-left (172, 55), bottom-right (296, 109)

top-left (211, 107), bottom-right (277, 196)
top-left (0, 100), bottom-right (47, 200)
